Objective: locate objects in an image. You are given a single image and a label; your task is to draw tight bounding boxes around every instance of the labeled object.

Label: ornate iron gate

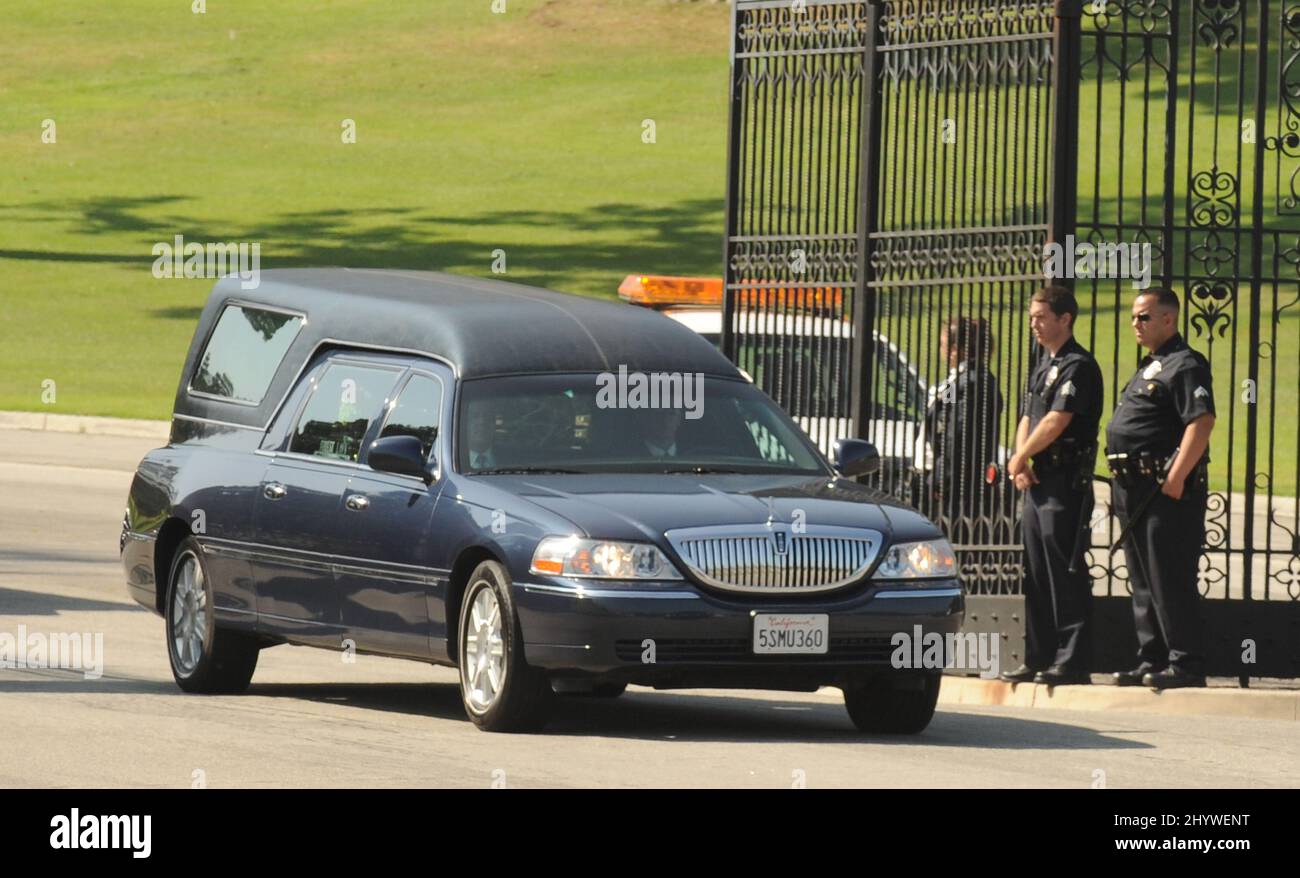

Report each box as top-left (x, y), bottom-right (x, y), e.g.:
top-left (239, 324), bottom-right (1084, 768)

top-left (723, 0), bottom-right (1300, 677)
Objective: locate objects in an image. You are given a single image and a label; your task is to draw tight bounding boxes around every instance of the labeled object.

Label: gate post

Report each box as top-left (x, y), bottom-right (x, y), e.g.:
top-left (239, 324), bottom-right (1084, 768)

top-left (1047, 0), bottom-right (1083, 273)
top-left (1241, 1), bottom-right (1272, 686)
top-left (720, 0), bottom-right (744, 364)
top-left (851, 0), bottom-right (886, 443)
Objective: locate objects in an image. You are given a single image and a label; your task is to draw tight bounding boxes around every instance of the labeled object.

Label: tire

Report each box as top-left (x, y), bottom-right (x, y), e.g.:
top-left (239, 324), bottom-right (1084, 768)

top-left (165, 536), bottom-right (259, 694)
top-left (842, 672), bottom-right (941, 734)
top-left (457, 560), bottom-right (552, 732)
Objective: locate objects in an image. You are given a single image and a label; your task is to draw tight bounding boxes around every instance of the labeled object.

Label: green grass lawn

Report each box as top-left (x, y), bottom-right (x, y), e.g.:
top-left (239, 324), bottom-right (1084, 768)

top-left (0, 0), bottom-right (732, 419)
top-left (2, 0), bottom-right (1294, 495)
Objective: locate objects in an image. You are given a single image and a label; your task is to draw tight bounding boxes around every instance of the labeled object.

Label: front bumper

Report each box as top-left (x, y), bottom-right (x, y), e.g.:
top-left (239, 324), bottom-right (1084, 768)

top-left (514, 577), bottom-right (964, 688)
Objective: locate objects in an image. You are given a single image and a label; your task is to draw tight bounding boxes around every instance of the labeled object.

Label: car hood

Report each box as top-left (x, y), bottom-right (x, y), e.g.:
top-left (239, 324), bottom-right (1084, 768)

top-left (484, 473), bottom-right (939, 546)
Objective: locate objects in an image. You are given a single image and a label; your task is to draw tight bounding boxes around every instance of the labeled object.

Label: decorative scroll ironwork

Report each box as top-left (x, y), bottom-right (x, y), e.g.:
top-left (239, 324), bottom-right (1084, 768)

top-left (867, 229), bottom-right (1047, 285)
top-left (1193, 0), bottom-right (1244, 50)
top-left (1268, 3), bottom-right (1300, 214)
top-left (735, 1), bottom-right (870, 58)
top-left (1190, 167), bottom-right (1241, 228)
top-left (878, 0), bottom-right (1056, 46)
top-left (728, 237), bottom-right (859, 283)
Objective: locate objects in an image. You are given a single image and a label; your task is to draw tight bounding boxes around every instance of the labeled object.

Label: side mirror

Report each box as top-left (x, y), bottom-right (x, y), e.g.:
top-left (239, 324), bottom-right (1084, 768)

top-left (833, 438), bottom-right (880, 478)
top-left (368, 435), bottom-right (435, 484)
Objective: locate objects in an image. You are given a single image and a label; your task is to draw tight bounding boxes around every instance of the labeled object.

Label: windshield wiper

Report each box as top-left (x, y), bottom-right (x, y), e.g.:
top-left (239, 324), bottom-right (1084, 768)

top-left (659, 466), bottom-right (748, 474)
top-left (470, 467), bottom-right (586, 475)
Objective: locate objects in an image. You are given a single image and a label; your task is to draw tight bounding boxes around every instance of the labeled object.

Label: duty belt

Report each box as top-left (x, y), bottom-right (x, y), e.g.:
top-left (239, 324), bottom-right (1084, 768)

top-left (1105, 450), bottom-right (1208, 488)
top-left (1034, 442), bottom-right (1096, 471)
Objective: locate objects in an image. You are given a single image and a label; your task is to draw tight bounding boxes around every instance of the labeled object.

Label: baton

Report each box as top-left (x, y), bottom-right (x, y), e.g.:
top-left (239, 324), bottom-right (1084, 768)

top-left (1066, 483), bottom-right (1096, 576)
top-left (1106, 458), bottom-right (1173, 557)
top-left (1066, 448), bottom-right (1101, 576)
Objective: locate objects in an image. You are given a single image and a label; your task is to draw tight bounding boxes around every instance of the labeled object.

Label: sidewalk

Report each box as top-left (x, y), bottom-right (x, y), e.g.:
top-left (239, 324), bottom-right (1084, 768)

top-left (933, 675), bottom-right (1300, 721)
top-left (0, 410), bottom-right (169, 440)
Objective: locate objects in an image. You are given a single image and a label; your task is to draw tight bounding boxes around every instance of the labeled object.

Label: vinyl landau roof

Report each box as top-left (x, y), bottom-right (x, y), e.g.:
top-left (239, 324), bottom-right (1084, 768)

top-left (175, 269), bottom-right (740, 429)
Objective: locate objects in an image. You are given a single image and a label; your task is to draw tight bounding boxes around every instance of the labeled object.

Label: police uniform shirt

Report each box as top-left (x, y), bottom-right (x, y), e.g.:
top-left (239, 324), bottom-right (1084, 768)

top-left (1022, 336), bottom-right (1103, 445)
top-left (1105, 333), bottom-right (1215, 455)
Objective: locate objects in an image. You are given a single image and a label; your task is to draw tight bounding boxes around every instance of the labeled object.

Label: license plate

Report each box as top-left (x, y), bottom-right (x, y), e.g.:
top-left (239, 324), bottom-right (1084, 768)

top-left (752, 613), bottom-right (829, 654)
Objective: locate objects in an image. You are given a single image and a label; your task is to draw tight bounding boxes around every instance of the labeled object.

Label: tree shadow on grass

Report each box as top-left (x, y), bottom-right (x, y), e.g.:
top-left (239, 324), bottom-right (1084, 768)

top-left (0, 195), bottom-right (727, 295)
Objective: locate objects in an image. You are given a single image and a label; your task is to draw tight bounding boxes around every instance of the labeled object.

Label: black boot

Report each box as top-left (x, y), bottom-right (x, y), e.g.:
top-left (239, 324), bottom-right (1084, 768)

top-left (1034, 665), bottom-right (1091, 686)
top-left (1143, 667), bottom-right (1207, 690)
top-left (1112, 663), bottom-right (1161, 686)
top-left (998, 664), bottom-right (1039, 683)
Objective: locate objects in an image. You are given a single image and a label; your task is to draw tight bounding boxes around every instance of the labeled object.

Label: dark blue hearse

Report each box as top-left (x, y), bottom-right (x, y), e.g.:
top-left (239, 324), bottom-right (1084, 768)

top-left (120, 269), bottom-right (964, 733)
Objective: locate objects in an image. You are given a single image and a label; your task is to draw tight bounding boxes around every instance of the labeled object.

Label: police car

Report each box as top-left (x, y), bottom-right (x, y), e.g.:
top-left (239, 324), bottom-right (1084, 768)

top-left (619, 274), bottom-right (931, 475)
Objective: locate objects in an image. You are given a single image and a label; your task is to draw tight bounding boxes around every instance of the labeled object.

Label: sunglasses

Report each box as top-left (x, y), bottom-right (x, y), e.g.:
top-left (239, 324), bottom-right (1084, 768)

top-left (1130, 312), bottom-right (1154, 324)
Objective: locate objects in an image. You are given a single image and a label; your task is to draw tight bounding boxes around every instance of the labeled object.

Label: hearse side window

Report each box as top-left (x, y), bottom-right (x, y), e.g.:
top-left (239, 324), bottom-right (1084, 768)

top-left (378, 374), bottom-right (442, 460)
top-left (190, 304), bottom-right (303, 404)
top-left (289, 363), bottom-right (400, 463)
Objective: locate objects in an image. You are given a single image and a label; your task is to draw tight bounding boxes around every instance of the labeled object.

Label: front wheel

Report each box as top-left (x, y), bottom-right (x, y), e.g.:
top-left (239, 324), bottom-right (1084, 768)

top-left (457, 560), bottom-right (552, 732)
top-left (166, 537), bottom-right (259, 693)
top-left (842, 672), bottom-right (941, 734)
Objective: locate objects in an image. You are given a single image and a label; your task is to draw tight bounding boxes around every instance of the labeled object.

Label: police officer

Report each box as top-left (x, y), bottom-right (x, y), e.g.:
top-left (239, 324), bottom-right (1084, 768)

top-left (1000, 286), bottom-right (1103, 686)
top-left (1105, 288), bottom-right (1215, 689)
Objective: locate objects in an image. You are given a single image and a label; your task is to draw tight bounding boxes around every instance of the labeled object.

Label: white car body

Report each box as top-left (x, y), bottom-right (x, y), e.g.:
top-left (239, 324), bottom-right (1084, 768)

top-left (661, 308), bottom-right (933, 466)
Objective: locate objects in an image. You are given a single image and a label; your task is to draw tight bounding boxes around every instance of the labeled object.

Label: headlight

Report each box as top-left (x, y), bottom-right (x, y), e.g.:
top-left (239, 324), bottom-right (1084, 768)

top-left (872, 539), bottom-right (956, 579)
top-left (530, 537), bottom-right (684, 580)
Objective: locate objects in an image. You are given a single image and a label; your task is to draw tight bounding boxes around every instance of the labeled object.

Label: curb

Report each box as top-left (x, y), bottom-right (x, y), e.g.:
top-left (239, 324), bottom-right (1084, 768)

top-left (0, 410), bottom-right (170, 440)
top-left (935, 675), bottom-right (1299, 721)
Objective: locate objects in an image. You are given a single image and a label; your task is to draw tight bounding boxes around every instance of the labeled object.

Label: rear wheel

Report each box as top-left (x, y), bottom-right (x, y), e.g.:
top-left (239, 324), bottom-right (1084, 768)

top-left (842, 672), bottom-right (941, 734)
top-left (166, 537), bottom-right (259, 693)
top-left (457, 560), bottom-right (552, 732)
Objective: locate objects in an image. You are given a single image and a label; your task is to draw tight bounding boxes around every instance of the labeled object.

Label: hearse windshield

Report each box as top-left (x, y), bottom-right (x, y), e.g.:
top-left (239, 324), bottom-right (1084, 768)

top-left (457, 374), bottom-right (827, 475)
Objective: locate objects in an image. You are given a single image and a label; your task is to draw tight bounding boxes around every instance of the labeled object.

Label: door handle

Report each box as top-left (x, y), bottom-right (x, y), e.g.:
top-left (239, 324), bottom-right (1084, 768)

top-left (345, 494), bottom-right (370, 512)
top-left (263, 483), bottom-right (287, 501)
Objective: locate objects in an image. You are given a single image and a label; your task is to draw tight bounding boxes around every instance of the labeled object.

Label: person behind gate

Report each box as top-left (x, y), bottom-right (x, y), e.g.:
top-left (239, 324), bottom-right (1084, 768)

top-left (1001, 285), bottom-right (1103, 687)
top-left (1104, 287), bottom-right (1216, 690)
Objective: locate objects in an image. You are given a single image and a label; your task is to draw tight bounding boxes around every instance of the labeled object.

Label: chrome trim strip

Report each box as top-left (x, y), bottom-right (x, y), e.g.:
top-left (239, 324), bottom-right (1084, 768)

top-left (872, 587), bottom-right (963, 599)
top-left (256, 449), bottom-right (374, 473)
top-left (332, 561), bottom-right (431, 585)
top-left (521, 583), bottom-right (701, 599)
top-left (256, 611), bottom-right (334, 627)
top-left (187, 388), bottom-right (265, 408)
top-left (171, 413), bottom-right (265, 432)
top-left (123, 531), bottom-right (155, 543)
top-left (197, 536), bottom-right (451, 576)
top-left (214, 606), bottom-right (256, 616)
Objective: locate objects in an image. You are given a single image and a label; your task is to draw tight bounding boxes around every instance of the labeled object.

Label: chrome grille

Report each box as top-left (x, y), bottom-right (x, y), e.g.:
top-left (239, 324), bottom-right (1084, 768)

top-left (664, 524), bottom-right (882, 595)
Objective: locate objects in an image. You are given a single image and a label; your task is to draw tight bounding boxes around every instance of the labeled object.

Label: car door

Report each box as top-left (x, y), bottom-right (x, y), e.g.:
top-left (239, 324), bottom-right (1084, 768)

top-left (252, 358), bottom-right (403, 646)
top-left (334, 368), bottom-right (448, 658)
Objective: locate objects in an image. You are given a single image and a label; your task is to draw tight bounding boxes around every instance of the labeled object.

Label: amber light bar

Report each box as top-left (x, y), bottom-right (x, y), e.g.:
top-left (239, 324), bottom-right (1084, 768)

top-left (618, 274), bottom-right (845, 312)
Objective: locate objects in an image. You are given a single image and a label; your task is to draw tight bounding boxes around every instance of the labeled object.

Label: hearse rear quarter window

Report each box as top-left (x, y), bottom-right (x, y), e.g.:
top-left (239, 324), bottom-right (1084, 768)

top-left (190, 304), bottom-right (304, 404)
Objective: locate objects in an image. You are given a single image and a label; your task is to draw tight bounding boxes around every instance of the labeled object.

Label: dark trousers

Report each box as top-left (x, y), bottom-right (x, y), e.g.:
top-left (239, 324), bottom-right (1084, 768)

top-left (1111, 477), bottom-right (1207, 674)
top-left (1021, 468), bottom-right (1093, 672)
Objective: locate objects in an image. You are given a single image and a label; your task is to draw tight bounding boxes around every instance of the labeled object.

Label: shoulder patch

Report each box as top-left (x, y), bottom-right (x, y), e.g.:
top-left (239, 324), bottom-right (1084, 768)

top-left (1059, 380), bottom-right (1076, 397)
top-left (1194, 385), bottom-right (1210, 399)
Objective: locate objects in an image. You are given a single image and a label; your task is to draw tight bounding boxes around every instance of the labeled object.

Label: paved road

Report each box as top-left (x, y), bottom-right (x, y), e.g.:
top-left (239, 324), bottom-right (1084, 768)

top-left (1, 429), bottom-right (1297, 788)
